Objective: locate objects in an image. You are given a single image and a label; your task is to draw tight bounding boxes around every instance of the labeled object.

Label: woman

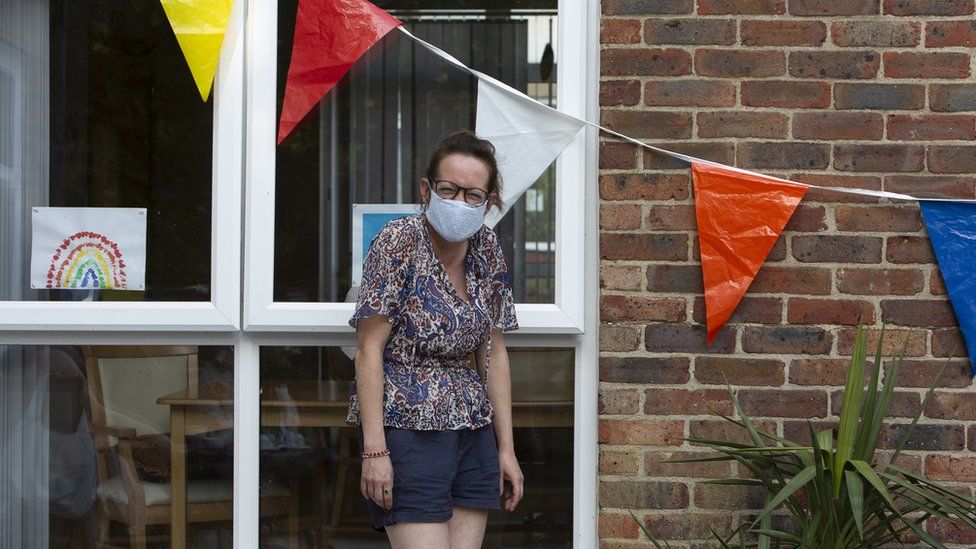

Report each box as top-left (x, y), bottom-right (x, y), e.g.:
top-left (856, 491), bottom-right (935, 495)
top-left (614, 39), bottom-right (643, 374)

top-left (347, 130), bottom-right (524, 548)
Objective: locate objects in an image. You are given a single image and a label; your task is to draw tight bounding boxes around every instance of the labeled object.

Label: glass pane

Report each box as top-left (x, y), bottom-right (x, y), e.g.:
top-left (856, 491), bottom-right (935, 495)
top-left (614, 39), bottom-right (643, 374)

top-left (274, 1), bottom-right (558, 304)
top-left (0, 1), bottom-right (213, 303)
top-left (259, 345), bottom-right (573, 547)
top-left (1, 344), bottom-right (234, 548)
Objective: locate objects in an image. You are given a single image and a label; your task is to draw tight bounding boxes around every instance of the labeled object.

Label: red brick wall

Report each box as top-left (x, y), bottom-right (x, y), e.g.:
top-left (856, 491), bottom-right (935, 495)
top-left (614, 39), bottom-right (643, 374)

top-left (598, 1), bottom-right (976, 546)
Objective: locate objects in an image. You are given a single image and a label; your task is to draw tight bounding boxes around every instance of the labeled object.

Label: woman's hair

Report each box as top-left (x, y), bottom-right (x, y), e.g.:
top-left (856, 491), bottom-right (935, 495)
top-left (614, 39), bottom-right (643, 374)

top-left (423, 130), bottom-right (503, 211)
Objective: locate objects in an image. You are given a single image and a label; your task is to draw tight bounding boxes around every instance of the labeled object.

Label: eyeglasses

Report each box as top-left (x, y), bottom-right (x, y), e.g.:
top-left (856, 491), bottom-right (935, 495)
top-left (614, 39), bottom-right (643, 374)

top-left (426, 178), bottom-right (491, 207)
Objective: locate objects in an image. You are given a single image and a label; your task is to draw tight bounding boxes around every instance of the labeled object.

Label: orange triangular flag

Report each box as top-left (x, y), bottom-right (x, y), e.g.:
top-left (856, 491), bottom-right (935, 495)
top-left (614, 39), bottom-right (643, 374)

top-left (693, 162), bottom-right (808, 344)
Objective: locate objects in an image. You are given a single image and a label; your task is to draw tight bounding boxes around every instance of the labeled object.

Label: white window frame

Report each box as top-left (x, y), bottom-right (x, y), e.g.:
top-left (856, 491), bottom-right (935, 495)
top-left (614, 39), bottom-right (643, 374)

top-left (242, 1), bottom-right (599, 547)
top-left (0, 0), bottom-right (600, 546)
top-left (243, 0), bottom-right (590, 336)
top-left (0, 2), bottom-right (245, 333)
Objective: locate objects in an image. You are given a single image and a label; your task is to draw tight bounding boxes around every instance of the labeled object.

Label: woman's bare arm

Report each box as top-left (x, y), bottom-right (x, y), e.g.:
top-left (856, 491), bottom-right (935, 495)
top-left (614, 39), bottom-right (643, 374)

top-left (355, 314), bottom-right (394, 509)
top-left (483, 329), bottom-right (513, 452)
top-left (481, 328), bottom-right (524, 510)
top-left (355, 315), bottom-right (393, 449)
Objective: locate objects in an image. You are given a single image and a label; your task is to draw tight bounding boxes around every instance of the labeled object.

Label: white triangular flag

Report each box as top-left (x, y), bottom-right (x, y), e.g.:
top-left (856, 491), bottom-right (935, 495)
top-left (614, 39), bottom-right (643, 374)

top-left (475, 77), bottom-right (584, 227)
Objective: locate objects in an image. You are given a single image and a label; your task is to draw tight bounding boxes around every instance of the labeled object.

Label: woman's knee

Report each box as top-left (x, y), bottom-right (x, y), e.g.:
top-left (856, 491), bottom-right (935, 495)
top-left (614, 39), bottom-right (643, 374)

top-left (387, 521), bottom-right (451, 549)
top-left (447, 507), bottom-right (488, 549)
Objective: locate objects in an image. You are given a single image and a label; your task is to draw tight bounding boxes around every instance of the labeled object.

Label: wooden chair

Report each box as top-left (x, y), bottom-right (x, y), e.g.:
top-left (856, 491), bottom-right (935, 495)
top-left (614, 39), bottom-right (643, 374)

top-left (83, 345), bottom-right (297, 549)
top-left (329, 428), bottom-right (362, 529)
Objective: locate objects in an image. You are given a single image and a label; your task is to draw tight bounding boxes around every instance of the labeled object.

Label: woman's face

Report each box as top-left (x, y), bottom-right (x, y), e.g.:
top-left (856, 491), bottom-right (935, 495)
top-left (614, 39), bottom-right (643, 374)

top-left (420, 153), bottom-right (494, 212)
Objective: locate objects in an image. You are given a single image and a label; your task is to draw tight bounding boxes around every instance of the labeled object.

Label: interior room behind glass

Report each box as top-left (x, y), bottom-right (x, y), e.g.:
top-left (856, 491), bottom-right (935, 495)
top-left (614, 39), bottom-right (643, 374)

top-left (2, 344), bottom-right (236, 548)
top-left (274, 0), bottom-right (559, 305)
top-left (1, 0), bottom-right (214, 304)
top-left (260, 345), bottom-right (574, 548)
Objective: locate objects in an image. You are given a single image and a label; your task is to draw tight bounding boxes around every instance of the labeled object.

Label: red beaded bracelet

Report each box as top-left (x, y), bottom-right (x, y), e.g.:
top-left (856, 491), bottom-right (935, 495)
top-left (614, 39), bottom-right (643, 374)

top-left (361, 448), bottom-right (391, 459)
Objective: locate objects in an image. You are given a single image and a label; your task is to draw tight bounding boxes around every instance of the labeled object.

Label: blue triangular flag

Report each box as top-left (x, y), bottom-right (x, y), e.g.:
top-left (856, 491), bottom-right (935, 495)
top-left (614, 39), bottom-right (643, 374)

top-left (919, 200), bottom-right (976, 376)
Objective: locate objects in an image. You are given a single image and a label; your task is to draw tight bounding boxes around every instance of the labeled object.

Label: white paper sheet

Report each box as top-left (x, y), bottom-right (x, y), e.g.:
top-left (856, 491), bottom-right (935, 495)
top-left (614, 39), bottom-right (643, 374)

top-left (30, 207), bottom-right (147, 291)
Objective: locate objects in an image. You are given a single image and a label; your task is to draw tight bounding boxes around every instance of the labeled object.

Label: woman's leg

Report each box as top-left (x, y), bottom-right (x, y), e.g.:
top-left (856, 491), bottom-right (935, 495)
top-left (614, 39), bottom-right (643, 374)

top-left (386, 521), bottom-right (451, 549)
top-left (447, 506), bottom-right (489, 549)
top-left (446, 427), bottom-right (498, 548)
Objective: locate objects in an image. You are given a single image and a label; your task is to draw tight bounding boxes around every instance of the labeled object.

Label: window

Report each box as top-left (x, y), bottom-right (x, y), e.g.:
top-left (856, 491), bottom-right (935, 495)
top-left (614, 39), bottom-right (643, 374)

top-left (246, 0), bottom-right (586, 333)
top-left (273, 2), bottom-right (559, 305)
top-left (0, 0), bottom-right (243, 331)
top-left (259, 345), bottom-right (574, 547)
top-left (2, 344), bottom-right (235, 548)
top-left (0, 0), bottom-right (598, 545)
top-left (242, 0), bottom-right (598, 544)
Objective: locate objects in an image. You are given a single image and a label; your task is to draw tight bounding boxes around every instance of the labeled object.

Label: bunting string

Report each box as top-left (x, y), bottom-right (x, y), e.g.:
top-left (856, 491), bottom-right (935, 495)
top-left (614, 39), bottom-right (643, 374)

top-left (401, 24), bottom-right (976, 369)
top-left (399, 26), bottom-right (975, 206)
top-left (275, 5), bottom-right (976, 372)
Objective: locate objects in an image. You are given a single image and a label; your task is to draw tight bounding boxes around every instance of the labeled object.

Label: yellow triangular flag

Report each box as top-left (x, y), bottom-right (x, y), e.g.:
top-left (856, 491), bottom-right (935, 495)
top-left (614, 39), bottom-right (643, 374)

top-left (159, 0), bottom-right (233, 101)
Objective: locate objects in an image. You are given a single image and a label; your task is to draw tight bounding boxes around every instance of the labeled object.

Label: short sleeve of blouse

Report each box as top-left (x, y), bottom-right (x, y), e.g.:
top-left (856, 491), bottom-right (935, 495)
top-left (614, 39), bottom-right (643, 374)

top-left (483, 229), bottom-right (519, 332)
top-left (349, 220), bottom-right (412, 329)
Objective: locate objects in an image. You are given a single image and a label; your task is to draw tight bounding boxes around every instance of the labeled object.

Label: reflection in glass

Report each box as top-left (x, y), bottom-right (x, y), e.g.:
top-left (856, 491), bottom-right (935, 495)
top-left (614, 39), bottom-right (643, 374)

top-left (2, 345), bottom-right (245, 548)
top-left (274, 1), bottom-right (558, 304)
top-left (259, 346), bottom-right (573, 548)
top-left (1, 1), bottom-right (214, 304)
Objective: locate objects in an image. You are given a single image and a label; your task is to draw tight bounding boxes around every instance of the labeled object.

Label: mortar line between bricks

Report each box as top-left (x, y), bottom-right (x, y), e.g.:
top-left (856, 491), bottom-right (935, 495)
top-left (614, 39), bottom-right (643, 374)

top-left (601, 334), bottom-right (957, 356)
top-left (604, 43), bottom-right (974, 52)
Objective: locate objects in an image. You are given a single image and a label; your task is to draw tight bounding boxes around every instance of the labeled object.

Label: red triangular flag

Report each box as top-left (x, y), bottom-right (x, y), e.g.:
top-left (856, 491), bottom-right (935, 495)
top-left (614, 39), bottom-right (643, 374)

top-left (693, 162), bottom-right (808, 344)
top-left (277, 0), bottom-right (402, 144)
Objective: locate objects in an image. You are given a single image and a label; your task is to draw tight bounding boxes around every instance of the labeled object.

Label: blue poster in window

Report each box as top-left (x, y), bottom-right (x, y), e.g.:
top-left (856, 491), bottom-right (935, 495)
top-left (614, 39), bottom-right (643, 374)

top-left (363, 213), bottom-right (410, 252)
top-left (352, 204), bottom-right (419, 287)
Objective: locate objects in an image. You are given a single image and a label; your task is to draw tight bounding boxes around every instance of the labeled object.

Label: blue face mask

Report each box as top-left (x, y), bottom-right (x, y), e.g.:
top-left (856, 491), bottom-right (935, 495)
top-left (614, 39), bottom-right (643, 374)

top-left (425, 191), bottom-right (487, 243)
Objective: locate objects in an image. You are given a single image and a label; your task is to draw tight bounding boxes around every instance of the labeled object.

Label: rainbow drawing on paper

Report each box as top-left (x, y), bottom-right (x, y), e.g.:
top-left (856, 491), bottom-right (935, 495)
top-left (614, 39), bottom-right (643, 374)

top-left (45, 231), bottom-right (128, 289)
top-left (30, 207), bottom-right (146, 291)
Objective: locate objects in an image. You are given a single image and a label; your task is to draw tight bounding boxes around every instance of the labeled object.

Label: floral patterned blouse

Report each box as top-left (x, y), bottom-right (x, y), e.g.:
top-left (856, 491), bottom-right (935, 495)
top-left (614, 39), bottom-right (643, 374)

top-left (347, 214), bottom-right (519, 430)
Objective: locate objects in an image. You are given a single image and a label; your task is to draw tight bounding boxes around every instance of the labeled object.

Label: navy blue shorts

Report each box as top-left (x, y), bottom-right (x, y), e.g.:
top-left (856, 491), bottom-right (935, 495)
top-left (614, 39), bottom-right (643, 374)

top-left (364, 425), bottom-right (501, 530)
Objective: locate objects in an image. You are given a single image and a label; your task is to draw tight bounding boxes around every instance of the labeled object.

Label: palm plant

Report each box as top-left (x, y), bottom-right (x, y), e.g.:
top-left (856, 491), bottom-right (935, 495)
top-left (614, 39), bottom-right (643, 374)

top-left (633, 327), bottom-right (976, 548)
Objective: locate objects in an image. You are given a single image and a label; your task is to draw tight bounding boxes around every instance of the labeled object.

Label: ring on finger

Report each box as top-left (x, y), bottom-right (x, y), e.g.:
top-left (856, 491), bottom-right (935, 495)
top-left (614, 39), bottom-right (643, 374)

top-left (383, 487), bottom-right (391, 494)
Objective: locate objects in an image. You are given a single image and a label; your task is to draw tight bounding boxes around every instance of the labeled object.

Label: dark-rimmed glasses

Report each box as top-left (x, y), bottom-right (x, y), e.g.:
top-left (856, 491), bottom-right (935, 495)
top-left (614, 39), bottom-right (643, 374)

top-left (426, 178), bottom-right (491, 207)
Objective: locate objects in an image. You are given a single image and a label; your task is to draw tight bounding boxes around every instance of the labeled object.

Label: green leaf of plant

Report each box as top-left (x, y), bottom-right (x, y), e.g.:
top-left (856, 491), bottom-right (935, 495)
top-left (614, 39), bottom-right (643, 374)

top-left (845, 469), bottom-right (865, 540)
top-left (886, 463), bottom-right (976, 507)
top-left (902, 515), bottom-right (948, 549)
top-left (722, 522), bottom-right (751, 549)
top-left (803, 511), bottom-right (823, 547)
top-left (709, 527), bottom-right (733, 549)
top-left (748, 446), bottom-right (816, 453)
top-left (727, 385), bottom-right (765, 448)
top-left (864, 350), bottom-right (902, 460)
top-left (816, 428), bottom-right (833, 454)
top-left (629, 510), bottom-right (668, 549)
top-left (700, 479), bottom-right (766, 486)
top-left (751, 529), bottom-right (803, 544)
top-left (901, 498), bottom-right (967, 528)
top-left (716, 414), bottom-right (798, 446)
top-left (711, 396), bottom-right (806, 518)
top-left (860, 512), bottom-right (910, 548)
top-left (836, 326), bottom-right (867, 497)
top-left (807, 421), bottom-right (826, 500)
top-left (684, 437), bottom-right (752, 449)
top-left (751, 464), bottom-right (816, 528)
top-left (879, 471), bottom-right (976, 530)
top-left (850, 459), bottom-right (899, 514)
top-left (664, 454), bottom-right (735, 464)
top-left (758, 497), bottom-right (772, 549)
top-left (891, 358), bottom-right (949, 463)
top-left (856, 326), bottom-right (886, 460)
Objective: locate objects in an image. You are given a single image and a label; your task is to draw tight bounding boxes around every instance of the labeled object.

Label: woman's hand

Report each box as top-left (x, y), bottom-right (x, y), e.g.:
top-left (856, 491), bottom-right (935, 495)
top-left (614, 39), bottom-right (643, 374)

top-left (498, 449), bottom-right (524, 511)
top-left (361, 455), bottom-right (394, 510)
